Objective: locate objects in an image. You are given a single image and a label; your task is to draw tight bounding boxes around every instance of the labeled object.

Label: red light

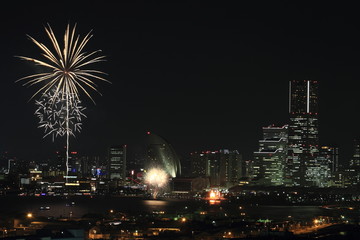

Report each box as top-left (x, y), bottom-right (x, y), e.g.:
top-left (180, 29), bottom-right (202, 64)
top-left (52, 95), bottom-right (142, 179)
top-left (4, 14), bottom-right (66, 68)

top-left (147, 131), bottom-right (151, 135)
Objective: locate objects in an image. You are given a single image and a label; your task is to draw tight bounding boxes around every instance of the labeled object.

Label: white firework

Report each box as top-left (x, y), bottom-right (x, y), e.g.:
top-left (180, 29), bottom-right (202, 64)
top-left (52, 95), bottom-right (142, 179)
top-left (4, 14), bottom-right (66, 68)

top-left (17, 23), bottom-right (109, 102)
top-left (35, 90), bottom-right (86, 141)
top-left (17, 24), bottom-right (109, 179)
top-left (145, 168), bottom-right (169, 199)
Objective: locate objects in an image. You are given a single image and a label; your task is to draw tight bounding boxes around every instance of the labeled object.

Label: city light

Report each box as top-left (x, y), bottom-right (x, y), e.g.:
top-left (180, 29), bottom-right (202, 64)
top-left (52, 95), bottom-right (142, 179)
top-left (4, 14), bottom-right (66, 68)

top-left (1, 3), bottom-right (358, 240)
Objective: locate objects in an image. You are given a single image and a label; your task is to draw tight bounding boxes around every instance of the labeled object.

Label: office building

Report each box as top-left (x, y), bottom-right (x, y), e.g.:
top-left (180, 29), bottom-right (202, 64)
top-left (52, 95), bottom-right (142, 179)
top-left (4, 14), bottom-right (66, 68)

top-left (345, 139), bottom-right (360, 186)
top-left (108, 145), bottom-right (127, 180)
top-left (287, 80), bottom-right (319, 187)
top-left (190, 149), bottom-right (242, 187)
top-left (349, 139), bottom-right (360, 168)
top-left (253, 125), bottom-right (288, 186)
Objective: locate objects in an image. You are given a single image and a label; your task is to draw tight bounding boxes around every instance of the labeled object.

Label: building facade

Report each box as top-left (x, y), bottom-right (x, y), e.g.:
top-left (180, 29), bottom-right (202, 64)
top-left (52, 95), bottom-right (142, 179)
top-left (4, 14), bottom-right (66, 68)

top-left (190, 150), bottom-right (242, 187)
top-left (253, 125), bottom-right (288, 186)
top-left (287, 80), bottom-right (319, 187)
top-left (349, 139), bottom-right (360, 168)
top-left (108, 145), bottom-right (127, 180)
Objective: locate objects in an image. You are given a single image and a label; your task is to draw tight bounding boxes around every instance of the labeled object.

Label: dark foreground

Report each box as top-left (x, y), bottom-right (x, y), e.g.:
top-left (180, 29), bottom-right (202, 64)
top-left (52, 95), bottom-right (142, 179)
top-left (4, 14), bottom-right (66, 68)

top-left (1, 196), bottom-right (360, 239)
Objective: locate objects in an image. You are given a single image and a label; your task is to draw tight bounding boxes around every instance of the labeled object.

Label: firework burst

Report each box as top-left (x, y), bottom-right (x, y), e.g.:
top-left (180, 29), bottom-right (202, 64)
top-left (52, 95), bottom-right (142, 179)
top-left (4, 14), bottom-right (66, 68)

top-left (17, 24), bottom-right (109, 178)
top-left (16, 23), bottom-right (109, 102)
top-left (145, 168), bottom-right (169, 199)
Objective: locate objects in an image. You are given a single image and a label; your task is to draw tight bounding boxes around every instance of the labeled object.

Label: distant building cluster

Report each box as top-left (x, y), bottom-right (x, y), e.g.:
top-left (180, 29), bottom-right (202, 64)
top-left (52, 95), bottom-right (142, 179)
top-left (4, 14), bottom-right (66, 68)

top-left (1, 80), bottom-right (360, 195)
top-left (249, 80), bottom-right (360, 188)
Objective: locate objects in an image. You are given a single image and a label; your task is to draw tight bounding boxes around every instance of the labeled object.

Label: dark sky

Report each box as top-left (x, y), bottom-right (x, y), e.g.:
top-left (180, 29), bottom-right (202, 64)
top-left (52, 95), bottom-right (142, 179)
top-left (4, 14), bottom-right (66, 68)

top-left (0, 2), bottom-right (360, 164)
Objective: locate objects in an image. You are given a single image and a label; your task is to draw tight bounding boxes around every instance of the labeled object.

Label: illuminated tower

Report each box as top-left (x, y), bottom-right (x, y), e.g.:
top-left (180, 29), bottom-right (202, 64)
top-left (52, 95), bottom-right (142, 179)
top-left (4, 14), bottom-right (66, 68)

top-left (108, 145), bottom-right (127, 180)
top-left (287, 80), bottom-right (319, 187)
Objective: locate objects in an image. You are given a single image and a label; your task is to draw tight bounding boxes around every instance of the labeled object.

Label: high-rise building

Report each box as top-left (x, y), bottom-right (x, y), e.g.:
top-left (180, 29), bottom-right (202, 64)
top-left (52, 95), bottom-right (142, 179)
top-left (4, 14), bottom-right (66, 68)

top-left (310, 146), bottom-right (336, 188)
top-left (55, 149), bottom-right (78, 177)
top-left (253, 125), bottom-right (288, 186)
top-left (349, 139), bottom-right (360, 168)
top-left (108, 145), bottom-right (127, 180)
top-left (190, 152), bottom-right (207, 178)
top-left (219, 149), bottom-right (242, 187)
top-left (190, 150), bottom-right (242, 187)
top-left (80, 156), bottom-right (103, 178)
top-left (345, 139), bottom-right (360, 186)
top-left (319, 146), bottom-right (339, 174)
top-left (287, 80), bottom-right (319, 187)
top-left (67, 151), bottom-right (81, 177)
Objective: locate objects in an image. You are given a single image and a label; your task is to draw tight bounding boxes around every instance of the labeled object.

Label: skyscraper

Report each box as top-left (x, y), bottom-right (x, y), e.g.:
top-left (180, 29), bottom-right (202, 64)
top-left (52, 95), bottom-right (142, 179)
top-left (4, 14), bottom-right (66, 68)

top-left (253, 125), bottom-right (288, 186)
top-left (287, 80), bottom-right (319, 187)
top-left (349, 139), bottom-right (360, 168)
top-left (108, 145), bottom-right (127, 180)
top-left (346, 139), bottom-right (360, 186)
top-left (190, 150), bottom-right (242, 187)
top-left (320, 146), bottom-right (339, 174)
top-left (313, 146), bottom-right (338, 187)
top-left (219, 149), bottom-right (242, 187)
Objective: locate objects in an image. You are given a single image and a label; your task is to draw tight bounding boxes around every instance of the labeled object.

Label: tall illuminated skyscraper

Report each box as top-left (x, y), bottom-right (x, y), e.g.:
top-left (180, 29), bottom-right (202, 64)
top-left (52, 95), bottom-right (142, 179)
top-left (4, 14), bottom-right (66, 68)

top-left (108, 145), bottom-right (127, 180)
top-left (287, 80), bottom-right (319, 187)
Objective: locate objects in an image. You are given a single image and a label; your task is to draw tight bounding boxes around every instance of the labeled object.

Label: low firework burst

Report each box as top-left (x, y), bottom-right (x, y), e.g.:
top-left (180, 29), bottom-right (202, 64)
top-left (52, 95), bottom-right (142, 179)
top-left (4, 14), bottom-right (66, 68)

top-left (145, 168), bottom-right (169, 199)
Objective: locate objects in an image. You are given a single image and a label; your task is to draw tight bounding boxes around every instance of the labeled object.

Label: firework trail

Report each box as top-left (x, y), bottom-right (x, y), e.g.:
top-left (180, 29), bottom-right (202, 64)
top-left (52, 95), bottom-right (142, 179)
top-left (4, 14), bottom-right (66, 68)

top-left (35, 90), bottom-right (86, 172)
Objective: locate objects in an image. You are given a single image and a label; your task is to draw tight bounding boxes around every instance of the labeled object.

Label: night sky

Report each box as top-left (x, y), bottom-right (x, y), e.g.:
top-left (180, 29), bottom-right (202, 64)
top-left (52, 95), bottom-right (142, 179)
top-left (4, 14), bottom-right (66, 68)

top-left (1, 2), bottom-right (360, 164)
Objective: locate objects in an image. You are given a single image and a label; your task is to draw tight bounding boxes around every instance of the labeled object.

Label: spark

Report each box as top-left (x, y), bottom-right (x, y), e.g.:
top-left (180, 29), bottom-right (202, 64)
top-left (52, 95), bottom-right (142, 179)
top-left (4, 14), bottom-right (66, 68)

top-left (35, 89), bottom-right (86, 141)
top-left (145, 168), bottom-right (168, 199)
top-left (17, 23), bottom-right (109, 179)
top-left (16, 23), bottom-right (109, 103)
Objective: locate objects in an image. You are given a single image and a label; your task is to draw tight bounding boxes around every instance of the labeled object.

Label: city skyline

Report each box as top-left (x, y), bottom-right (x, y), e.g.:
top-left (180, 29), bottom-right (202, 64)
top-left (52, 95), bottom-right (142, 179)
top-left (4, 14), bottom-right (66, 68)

top-left (1, 2), bottom-right (360, 164)
top-left (2, 3), bottom-right (360, 238)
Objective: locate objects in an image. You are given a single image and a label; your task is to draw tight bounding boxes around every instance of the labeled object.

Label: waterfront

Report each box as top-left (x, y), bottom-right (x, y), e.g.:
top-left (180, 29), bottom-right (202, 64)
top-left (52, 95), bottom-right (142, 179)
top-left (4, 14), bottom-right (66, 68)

top-left (1, 196), bottom-right (360, 239)
top-left (0, 196), bottom-right (329, 220)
